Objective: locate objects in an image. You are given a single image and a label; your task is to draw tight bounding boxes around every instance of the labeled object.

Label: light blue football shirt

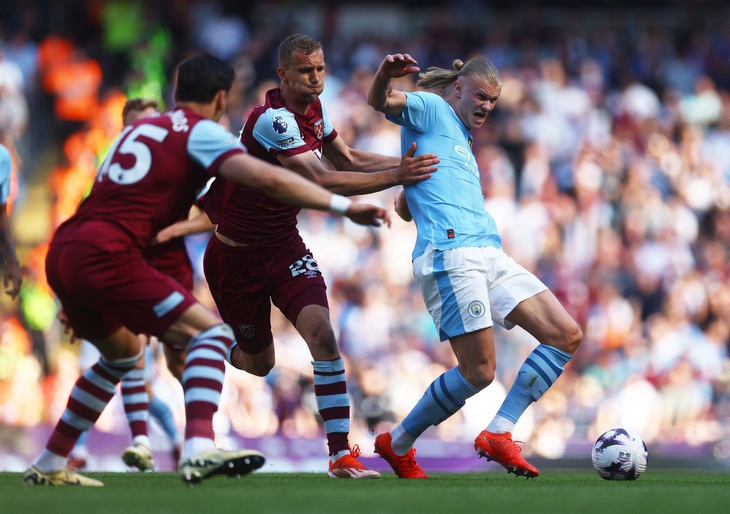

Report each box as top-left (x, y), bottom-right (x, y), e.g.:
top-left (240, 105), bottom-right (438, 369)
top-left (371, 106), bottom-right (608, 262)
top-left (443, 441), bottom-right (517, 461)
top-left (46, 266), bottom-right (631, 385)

top-left (386, 91), bottom-right (502, 259)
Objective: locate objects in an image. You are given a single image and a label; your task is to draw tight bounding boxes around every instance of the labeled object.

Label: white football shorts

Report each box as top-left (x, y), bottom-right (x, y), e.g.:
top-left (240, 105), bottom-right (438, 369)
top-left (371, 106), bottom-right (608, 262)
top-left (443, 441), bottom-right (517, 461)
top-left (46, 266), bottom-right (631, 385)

top-left (412, 244), bottom-right (547, 341)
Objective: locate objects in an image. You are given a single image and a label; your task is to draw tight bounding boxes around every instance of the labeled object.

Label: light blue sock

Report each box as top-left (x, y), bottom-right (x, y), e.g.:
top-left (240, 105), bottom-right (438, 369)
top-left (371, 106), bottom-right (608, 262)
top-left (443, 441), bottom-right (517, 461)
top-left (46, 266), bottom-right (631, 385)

top-left (494, 345), bottom-right (572, 427)
top-left (149, 396), bottom-right (179, 442)
top-left (399, 367), bottom-right (479, 440)
top-left (75, 430), bottom-right (89, 451)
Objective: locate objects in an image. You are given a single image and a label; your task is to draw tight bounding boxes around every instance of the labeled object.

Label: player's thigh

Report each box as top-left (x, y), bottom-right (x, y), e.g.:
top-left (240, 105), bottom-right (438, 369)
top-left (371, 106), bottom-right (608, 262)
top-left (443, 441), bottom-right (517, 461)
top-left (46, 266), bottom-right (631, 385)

top-left (482, 247), bottom-right (548, 329)
top-left (506, 289), bottom-right (579, 350)
top-left (146, 243), bottom-right (195, 291)
top-left (162, 302), bottom-right (224, 348)
top-left (204, 237), bottom-right (275, 352)
top-left (413, 246), bottom-right (492, 341)
top-left (94, 326), bottom-right (144, 361)
top-left (270, 242), bottom-right (329, 322)
top-left (46, 243), bottom-right (120, 341)
top-left (47, 241), bottom-right (199, 342)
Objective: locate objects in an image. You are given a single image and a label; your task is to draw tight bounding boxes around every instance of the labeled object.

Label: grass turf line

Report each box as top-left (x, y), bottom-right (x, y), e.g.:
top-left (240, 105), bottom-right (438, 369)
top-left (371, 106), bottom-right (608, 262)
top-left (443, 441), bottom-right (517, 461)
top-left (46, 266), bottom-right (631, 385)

top-left (2, 470), bottom-right (729, 514)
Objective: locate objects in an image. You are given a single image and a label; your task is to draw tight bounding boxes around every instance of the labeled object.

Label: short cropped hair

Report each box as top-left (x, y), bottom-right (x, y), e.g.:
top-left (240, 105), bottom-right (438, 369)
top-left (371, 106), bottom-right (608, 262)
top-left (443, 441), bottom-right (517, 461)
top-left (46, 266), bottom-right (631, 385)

top-left (278, 34), bottom-right (323, 68)
top-left (122, 98), bottom-right (159, 122)
top-left (175, 54), bottom-right (235, 103)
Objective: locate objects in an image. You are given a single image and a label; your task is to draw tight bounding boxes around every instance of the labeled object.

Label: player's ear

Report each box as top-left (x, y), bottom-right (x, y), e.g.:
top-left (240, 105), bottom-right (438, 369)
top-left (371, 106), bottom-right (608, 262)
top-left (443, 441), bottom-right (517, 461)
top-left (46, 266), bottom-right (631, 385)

top-left (276, 67), bottom-right (286, 83)
top-left (213, 90), bottom-right (228, 121)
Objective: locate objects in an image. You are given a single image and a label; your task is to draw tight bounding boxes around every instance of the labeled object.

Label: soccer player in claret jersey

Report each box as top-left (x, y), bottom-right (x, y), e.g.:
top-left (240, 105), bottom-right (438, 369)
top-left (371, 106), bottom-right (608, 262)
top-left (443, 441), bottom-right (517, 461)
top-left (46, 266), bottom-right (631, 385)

top-left (198, 34), bottom-right (438, 479)
top-left (65, 99), bottom-right (187, 473)
top-left (367, 53), bottom-right (583, 479)
top-left (119, 98), bottom-right (189, 472)
top-left (23, 53), bottom-right (391, 487)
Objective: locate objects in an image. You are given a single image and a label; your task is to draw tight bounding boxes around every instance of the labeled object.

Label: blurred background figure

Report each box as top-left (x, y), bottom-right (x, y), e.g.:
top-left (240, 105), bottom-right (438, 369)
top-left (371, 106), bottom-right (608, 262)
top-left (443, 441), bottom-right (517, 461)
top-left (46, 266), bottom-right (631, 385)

top-left (0, 140), bottom-right (22, 299)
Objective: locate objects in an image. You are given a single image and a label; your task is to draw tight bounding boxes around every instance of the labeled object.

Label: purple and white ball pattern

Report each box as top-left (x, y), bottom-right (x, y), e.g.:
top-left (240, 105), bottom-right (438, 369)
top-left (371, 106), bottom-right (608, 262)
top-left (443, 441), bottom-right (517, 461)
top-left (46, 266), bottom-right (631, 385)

top-left (591, 428), bottom-right (648, 480)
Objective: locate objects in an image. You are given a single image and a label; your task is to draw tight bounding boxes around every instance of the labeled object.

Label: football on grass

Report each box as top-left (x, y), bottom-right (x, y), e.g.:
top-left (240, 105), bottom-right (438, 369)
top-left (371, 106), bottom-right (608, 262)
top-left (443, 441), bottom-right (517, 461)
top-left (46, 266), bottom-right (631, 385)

top-left (591, 428), bottom-right (648, 480)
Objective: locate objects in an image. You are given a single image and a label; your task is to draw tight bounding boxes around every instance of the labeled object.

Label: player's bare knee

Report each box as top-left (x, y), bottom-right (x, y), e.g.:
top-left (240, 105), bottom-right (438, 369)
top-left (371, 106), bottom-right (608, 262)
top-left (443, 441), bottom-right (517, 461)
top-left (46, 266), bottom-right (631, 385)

top-left (247, 360), bottom-right (274, 377)
top-left (544, 319), bottom-right (582, 355)
top-left (304, 326), bottom-right (339, 360)
top-left (231, 347), bottom-right (275, 377)
top-left (462, 363), bottom-right (495, 391)
top-left (566, 323), bottom-right (583, 353)
top-left (563, 321), bottom-right (583, 354)
top-left (308, 320), bottom-right (335, 343)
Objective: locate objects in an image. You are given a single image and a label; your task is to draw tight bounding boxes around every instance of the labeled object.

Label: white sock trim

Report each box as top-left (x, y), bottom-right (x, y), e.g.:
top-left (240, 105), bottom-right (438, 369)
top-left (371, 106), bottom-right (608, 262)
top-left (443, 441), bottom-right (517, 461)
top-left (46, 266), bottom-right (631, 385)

top-left (390, 424), bottom-right (416, 456)
top-left (486, 415), bottom-right (515, 434)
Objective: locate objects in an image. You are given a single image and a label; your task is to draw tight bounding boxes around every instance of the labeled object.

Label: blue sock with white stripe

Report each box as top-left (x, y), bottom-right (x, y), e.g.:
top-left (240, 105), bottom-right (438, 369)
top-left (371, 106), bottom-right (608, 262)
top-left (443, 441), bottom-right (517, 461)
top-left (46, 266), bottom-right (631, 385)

top-left (488, 344), bottom-right (572, 433)
top-left (393, 367), bottom-right (478, 454)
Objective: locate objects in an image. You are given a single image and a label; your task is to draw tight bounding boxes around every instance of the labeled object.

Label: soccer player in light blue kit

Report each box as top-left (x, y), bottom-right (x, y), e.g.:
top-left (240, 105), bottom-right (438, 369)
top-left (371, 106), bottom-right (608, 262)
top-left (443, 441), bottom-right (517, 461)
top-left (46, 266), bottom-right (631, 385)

top-left (368, 53), bottom-right (582, 479)
top-left (0, 142), bottom-right (21, 299)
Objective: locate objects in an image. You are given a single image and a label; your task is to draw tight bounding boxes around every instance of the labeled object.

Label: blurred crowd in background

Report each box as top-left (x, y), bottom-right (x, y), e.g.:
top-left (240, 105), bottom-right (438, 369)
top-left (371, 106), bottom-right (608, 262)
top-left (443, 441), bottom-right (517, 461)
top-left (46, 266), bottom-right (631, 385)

top-left (1, 0), bottom-right (730, 464)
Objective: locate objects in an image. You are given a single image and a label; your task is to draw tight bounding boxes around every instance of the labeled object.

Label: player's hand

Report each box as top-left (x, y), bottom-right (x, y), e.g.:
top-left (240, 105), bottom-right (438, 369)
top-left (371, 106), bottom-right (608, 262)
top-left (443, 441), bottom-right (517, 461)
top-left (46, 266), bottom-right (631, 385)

top-left (394, 190), bottom-right (413, 222)
top-left (395, 142), bottom-right (438, 185)
top-left (345, 203), bottom-right (392, 228)
top-left (151, 224), bottom-right (179, 245)
top-left (3, 261), bottom-right (21, 299)
top-left (57, 309), bottom-right (79, 343)
top-left (378, 53), bottom-right (420, 79)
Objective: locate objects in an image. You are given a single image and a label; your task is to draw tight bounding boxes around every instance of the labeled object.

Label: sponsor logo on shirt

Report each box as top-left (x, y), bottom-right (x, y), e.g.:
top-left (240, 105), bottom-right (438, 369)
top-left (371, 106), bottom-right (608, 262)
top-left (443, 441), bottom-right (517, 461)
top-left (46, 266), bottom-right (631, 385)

top-left (273, 116), bottom-right (288, 134)
top-left (277, 137), bottom-right (296, 148)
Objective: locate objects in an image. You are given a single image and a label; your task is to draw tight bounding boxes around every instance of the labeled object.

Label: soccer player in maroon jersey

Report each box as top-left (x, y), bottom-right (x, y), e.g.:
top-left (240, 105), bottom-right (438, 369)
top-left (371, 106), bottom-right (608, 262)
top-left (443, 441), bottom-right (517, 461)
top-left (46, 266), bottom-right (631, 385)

top-left (201, 34), bottom-right (439, 479)
top-left (23, 53), bottom-right (392, 487)
top-left (65, 98), bottom-right (189, 473)
top-left (120, 98), bottom-right (187, 472)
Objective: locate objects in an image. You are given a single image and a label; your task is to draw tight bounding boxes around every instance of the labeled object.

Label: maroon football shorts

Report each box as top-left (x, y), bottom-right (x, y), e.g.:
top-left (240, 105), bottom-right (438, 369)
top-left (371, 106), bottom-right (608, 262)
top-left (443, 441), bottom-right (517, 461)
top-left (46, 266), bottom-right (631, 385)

top-left (144, 240), bottom-right (195, 292)
top-left (46, 240), bottom-right (199, 341)
top-left (203, 234), bottom-right (328, 354)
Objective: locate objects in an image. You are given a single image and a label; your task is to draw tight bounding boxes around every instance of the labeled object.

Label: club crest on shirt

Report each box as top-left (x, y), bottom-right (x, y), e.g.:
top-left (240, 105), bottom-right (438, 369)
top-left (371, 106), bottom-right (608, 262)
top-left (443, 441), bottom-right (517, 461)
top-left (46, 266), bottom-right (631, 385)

top-left (238, 324), bottom-right (255, 339)
top-left (273, 116), bottom-right (288, 134)
top-left (468, 301), bottom-right (485, 318)
top-left (314, 119), bottom-right (324, 140)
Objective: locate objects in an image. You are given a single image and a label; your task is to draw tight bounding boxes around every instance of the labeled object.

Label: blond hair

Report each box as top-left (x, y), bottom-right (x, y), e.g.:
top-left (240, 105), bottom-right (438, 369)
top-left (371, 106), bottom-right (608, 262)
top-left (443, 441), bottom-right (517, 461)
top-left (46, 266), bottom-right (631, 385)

top-left (418, 58), bottom-right (501, 95)
top-left (122, 98), bottom-right (159, 123)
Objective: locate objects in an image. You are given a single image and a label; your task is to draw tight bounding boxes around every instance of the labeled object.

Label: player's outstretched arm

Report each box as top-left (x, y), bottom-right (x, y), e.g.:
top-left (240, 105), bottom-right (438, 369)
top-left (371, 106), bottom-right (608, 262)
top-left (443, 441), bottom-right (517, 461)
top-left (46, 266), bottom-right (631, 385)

top-left (346, 203), bottom-right (391, 228)
top-left (219, 152), bottom-right (388, 227)
top-left (152, 211), bottom-right (215, 244)
top-left (290, 141), bottom-right (437, 196)
top-left (321, 139), bottom-right (438, 188)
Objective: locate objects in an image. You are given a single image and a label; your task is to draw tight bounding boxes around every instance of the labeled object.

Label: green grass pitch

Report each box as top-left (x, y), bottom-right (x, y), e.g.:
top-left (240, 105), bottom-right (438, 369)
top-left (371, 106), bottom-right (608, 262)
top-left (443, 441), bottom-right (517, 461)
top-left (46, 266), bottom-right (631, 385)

top-left (2, 470), bottom-right (729, 514)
